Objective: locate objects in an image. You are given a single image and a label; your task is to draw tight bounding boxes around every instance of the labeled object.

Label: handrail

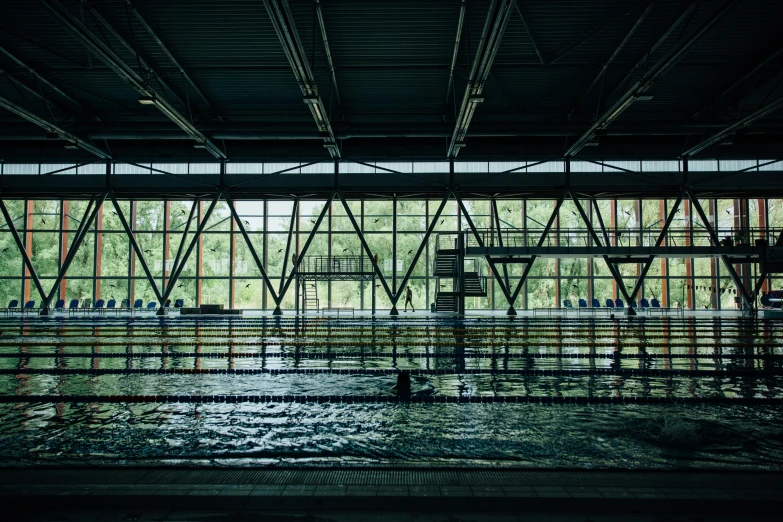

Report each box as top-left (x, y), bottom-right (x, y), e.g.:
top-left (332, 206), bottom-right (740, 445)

top-left (453, 227), bottom-right (775, 249)
top-left (298, 255), bottom-right (371, 274)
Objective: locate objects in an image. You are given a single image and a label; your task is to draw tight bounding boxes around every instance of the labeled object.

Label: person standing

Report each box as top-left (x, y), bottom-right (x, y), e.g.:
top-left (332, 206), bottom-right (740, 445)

top-left (404, 284), bottom-right (415, 312)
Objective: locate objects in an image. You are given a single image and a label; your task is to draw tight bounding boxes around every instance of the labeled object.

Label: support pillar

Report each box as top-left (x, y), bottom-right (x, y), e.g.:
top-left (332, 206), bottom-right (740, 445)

top-left (196, 201), bottom-right (204, 306)
top-left (458, 232), bottom-right (465, 316)
top-left (94, 205), bottom-right (103, 301)
top-left (660, 200), bottom-right (669, 307)
top-left (684, 200), bottom-right (694, 309)
top-left (129, 201), bottom-right (137, 304)
top-left (23, 201), bottom-right (32, 304)
top-left (759, 198), bottom-right (769, 294)
top-left (60, 201), bottom-right (69, 301)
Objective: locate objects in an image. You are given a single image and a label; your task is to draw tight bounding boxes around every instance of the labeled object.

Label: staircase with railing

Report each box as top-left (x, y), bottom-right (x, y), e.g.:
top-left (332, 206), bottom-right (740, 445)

top-left (433, 234), bottom-right (487, 312)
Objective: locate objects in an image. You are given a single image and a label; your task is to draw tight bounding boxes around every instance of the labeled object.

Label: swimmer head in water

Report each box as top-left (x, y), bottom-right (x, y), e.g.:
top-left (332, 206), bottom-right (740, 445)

top-left (392, 371), bottom-right (412, 395)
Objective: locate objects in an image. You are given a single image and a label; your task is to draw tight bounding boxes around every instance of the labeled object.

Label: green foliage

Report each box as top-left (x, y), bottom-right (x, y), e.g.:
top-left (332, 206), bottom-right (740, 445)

top-left (0, 196), bottom-right (774, 311)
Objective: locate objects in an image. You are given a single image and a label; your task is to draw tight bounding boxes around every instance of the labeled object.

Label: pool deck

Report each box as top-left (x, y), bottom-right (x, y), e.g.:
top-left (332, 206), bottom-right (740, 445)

top-left (1, 468), bottom-right (781, 517)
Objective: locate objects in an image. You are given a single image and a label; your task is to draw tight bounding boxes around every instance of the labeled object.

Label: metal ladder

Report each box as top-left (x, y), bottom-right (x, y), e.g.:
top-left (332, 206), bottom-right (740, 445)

top-left (302, 281), bottom-right (319, 313)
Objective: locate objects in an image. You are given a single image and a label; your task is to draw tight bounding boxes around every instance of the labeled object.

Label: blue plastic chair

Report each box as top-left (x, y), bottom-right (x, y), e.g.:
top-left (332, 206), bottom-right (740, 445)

top-left (615, 298), bottom-right (624, 308)
top-left (563, 299), bottom-right (573, 309)
top-left (651, 298), bottom-right (661, 309)
top-left (605, 299), bottom-right (615, 308)
top-left (630, 300), bottom-right (637, 308)
top-left (3, 299), bottom-right (19, 315)
top-left (640, 298), bottom-right (650, 309)
top-left (68, 299), bottom-right (79, 315)
top-left (94, 299), bottom-right (105, 314)
top-left (107, 299), bottom-right (116, 309)
top-left (174, 299), bottom-right (184, 308)
top-left (133, 299), bottom-right (143, 314)
top-left (146, 302), bottom-right (157, 312)
top-left (22, 300), bottom-right (36, 314)
top-left (53, 299), bottom-right (65, 312)
top-left (578, 299), bottom-right (587, 308)
top-left (591, 298), bottom-right (601, 308)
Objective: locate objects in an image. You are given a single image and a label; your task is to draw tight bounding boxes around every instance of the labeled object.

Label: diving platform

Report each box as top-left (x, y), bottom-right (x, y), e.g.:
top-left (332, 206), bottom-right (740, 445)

top-left (294, 255), bottom-right (377, 315)
top-left (436, 226), bottom-right (783, 317)
top-left (462, 228), bottom-right (776, 260)
top-left (296, 255), bottom-right (375, 281)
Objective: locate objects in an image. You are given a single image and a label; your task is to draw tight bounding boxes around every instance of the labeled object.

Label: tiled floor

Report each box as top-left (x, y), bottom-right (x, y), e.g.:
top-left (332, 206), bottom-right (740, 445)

top-left (2, 468), bottom-right (781, 521)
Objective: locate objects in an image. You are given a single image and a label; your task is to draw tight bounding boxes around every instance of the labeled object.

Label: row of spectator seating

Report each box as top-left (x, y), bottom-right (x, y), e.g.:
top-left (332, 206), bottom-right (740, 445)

top-left (563, 298), bottom-right (664, 310)
top-left (1, 299), bottom-right (184, 315)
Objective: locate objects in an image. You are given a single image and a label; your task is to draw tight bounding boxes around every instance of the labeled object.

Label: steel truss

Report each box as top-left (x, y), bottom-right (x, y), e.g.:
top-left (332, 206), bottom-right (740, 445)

top-left (0, 164), bottom-right (779, 316)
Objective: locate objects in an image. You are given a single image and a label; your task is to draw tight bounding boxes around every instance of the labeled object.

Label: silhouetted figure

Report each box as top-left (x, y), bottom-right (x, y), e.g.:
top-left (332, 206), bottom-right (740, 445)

top-left (165, 299), bottom-right (171, 308)
top-left (373, 253), bottom-right (379, 266)
top-left (392, 372), bottom-right (411, 395)
top-left (404, 285), bottom-right (415, 312)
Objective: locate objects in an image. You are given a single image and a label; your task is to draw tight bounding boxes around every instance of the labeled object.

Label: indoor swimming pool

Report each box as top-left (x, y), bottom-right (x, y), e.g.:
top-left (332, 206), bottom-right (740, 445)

top-left (0, 316), bottom-right (781, 470)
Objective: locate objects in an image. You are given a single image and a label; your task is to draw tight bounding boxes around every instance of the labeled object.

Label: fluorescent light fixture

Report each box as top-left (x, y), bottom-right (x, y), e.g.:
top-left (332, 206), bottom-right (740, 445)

top-left (64, 144), bottom-right (79, 150)
top-left (193, 143), bottom-right (207, 149)
top-left (636, 95), bottom-right (654, 101)
top-left (138, 96), bottom-right (156, 105)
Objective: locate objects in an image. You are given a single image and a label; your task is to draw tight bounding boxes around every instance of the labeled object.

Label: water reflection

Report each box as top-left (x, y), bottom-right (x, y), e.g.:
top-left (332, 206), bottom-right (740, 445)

top-left (0, 316), bottom-right (781, 468)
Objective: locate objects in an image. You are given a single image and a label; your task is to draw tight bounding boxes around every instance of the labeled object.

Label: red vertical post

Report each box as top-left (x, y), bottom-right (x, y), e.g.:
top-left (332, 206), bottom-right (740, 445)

top-left (94, 206), bottom-right (103, 300)
top-left (759, 198), bottom-right (769, 293)
top-left (23, 201), bottom-right (33, 303)
top-left (610, 200), bottom-right (617, 300)
top-left (586, 201), bottom-right (594, 304)
top-left (635, 200), bottom-right (642, 288)
top-left (163, 201), bottom-right (171, 291)
top-left (129, 201), bottom-right (137, 304)
top-left (60, 201), bottom-right (69, 301)
top-left (709, 200), bottom-right (718, 309)
top-left (684, 200), bottom-right (694, 309)
top-left (553, 200), bottom-right (560, 308)
top-left (230, 200), bottom-right (236, 309)
top-left (659, 200), bottom-right (668, 307)
top-left (197, 201), bottom-right (204, 305)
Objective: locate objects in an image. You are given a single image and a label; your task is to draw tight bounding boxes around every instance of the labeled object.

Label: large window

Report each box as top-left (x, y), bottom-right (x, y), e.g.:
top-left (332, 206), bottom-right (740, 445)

top-left (0, 159), bottom-right (779, 311)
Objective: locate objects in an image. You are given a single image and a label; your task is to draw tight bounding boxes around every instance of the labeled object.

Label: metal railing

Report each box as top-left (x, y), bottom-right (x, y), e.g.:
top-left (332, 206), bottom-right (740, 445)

top-left (298, 255), bottom-right (370, 274)
top-left (462, 228), bottom-right (778, 249)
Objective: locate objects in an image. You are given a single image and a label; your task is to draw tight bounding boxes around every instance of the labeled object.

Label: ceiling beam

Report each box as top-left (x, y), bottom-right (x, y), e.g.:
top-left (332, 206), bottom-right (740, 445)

top-left (444, 0), bottom-right (467, 106)
top-left (549, 0), bottom-right (650, 66)
top-left (77, 0), bottom-right (187, 111)
top-left (263, 0), bottom-right (340, 158)
top-left (571, 0), bottom-right (655, 116)
top-left (1, 120), bottom-right (782, 141)
top-left (683, 95), bottom-right (783, 157)
top-left (565, 0), bottom-right (738, 157)
top-left (314, 0), bottom-right (341, 107)
top-left (123, 0), bottom-right (214, 112)
top-left (514, 2), bottom-right (544, 65)
top-left (691, 47), bottom-right (783, 119)
top-left (39, 0), bottom-right (225, 159)
top-left (447, 0), bottom-right (516, 158)
top-left (0, 94), bottom-right (110, 158)
top-left (601, 2), bottom-right (697, 105)
top-left (0, 45), bottom-right (83, 110)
